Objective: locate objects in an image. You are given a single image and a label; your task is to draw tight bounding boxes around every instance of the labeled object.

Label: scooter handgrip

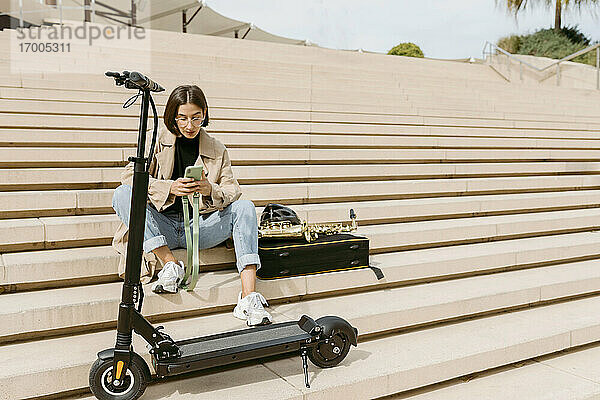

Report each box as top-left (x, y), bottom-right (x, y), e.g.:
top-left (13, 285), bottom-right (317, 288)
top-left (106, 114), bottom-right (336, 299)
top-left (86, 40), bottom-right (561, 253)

top-left (128, 71), bottom-right (165, 92)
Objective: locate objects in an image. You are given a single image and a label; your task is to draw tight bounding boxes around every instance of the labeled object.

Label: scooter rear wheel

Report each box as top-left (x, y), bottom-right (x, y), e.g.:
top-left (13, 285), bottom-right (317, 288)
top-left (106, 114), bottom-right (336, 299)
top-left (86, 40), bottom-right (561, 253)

top-left (307, 331), bottom-right (351, 368)
top-left (89, 352), bottom-right (149, 400)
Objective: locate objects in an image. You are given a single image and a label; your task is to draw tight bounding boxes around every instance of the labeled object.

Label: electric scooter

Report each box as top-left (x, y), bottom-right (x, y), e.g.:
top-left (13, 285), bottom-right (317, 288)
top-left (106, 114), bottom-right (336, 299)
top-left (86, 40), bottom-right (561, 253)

top-left (89, 71), bottom-right (358, 400)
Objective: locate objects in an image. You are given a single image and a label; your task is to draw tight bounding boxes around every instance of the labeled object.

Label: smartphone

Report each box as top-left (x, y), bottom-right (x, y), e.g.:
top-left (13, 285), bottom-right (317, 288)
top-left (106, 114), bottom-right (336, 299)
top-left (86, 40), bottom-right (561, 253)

top-left (184, 165), bottom-right (204, 181)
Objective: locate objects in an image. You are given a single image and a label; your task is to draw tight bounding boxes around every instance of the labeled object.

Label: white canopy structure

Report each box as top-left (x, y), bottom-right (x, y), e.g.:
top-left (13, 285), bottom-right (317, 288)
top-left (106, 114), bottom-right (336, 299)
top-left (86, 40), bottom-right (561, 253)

top-left (1, 1), bottom-right (378, 53)
top-left (1, 0), bottom-right (316, 46)
top-left (139, 0), bottom-right (313, 46)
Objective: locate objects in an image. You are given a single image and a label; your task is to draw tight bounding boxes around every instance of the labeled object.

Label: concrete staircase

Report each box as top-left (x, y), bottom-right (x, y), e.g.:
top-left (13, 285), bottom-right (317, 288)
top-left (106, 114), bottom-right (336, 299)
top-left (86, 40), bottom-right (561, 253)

top-left (1, 23), bottom-right (600, 399)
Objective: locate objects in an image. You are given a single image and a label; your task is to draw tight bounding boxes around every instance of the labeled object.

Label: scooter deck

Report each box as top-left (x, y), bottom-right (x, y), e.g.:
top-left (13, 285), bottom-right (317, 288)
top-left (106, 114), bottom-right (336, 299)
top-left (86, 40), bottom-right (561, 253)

top-left (153, 321), bottom-right (312, 376)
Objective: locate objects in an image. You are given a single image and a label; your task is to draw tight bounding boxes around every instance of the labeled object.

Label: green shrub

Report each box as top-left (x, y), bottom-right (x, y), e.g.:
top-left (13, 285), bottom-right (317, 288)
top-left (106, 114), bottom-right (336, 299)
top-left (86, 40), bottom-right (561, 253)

top-left (499, 26), bottom-right (596, 66)
top-left (497, 34), bottom-right (522, 54)
top-left (560, 25), bottom-right (590, 46)
top-left (519, 28), bottom-right (584, 59)
top-left (387, 42), bottom-right (424, 58)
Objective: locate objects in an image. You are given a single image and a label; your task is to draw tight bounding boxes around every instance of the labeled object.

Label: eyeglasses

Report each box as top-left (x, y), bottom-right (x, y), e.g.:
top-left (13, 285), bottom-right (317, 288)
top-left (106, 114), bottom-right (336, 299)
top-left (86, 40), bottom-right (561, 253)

top-left (175, 116), bottom-right (204, 127)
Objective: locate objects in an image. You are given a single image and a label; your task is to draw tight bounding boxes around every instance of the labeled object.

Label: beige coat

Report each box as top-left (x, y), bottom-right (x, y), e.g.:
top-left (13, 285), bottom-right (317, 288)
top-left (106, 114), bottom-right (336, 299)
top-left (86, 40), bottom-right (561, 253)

top-left (112, 125), bottom-right (242, 283)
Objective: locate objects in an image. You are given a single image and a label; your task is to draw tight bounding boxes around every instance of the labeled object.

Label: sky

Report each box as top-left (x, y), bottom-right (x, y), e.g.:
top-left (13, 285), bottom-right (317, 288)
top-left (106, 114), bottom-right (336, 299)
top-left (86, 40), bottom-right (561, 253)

top-left (208, 0), bottom-right (600, 59)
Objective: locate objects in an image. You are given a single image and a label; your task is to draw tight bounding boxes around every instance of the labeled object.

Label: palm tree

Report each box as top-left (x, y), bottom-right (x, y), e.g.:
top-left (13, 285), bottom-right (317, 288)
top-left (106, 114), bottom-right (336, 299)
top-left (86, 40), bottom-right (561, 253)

top-left (503, 0), bottom-right (599, 32)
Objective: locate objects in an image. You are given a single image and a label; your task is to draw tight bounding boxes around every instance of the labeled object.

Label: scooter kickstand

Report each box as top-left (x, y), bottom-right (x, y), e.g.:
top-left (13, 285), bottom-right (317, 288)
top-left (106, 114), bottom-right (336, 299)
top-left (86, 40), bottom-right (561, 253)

top-left (301, 349), bottom-right (310, 388)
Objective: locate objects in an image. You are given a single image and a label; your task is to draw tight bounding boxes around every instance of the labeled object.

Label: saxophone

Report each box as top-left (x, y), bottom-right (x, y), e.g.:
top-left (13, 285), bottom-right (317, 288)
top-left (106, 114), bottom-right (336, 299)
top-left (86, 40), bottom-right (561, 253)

top-left (259, 209), bottom-right (358, 242)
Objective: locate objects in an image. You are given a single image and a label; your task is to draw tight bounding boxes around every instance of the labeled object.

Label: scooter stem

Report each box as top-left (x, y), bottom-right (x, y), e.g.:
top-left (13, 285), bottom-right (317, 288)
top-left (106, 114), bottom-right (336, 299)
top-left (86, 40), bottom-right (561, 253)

top-left (113, 88), bottom-right (151, 380)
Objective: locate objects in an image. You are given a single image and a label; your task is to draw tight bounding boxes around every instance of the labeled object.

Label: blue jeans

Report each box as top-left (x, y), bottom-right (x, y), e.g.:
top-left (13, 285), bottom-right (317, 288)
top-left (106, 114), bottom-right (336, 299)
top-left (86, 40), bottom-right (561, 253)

top-left (112, 184), bottom-right (261, 273)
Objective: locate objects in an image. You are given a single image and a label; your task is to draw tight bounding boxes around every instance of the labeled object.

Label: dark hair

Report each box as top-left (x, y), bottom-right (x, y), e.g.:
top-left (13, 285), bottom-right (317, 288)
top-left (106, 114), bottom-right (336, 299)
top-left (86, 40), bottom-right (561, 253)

top-left (163, 85), bottom-right (210, 136)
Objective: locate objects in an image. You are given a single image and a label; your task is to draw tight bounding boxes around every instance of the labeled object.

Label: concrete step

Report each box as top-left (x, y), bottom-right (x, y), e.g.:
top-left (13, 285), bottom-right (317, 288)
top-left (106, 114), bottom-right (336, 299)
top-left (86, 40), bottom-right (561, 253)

top-left (0, 54), bottom-right (584, 105)
top-left (0, 128), bottom-right (138, 147)
top-left (358, 208), bottom-right (600, 252)
top-left (302, 176), bottom-right (600, 203)
top-left (0, 214), bottom-right (119, 251)
top-left (73, 341), bottom-right (600, 400)
top-left (143, 295), bottom-right (600, 400)
top-left (2, 219), bottom-right (599, 291)
top-left (3, 96), bottom-right (600, 131)
top-left (1, 89), bottom-right (599, 129)
top-left (412, 98), bottom-right (600, 117)
top-left (421, 107), bottom-right (600, 124)
top-left (5, 110), bottom-right (600, 139)
top-left (2, 162), bottom-right (599, 191)
top-left (5, 127), bottom-right (600, 150)
top-left (0, 75), bottom-right (589, 112)
top-left (424, 125), bottom-right (600, 140)
top-left (0, 167), bottom-right (123, 191)
top-left (3, 84), bottom-right (596, 122)
top-left (2, 230), bottom-right (600, 342)
top-left (303, 148), bottom-right (600, 163)
top-left (0, 66), bottom-right (552, 105)
top-left (2, 178), bottom-right (599, 219)
top-left (0, 58), bottom-right (508, 94)
top-left (4, 268), bottom-right (600, 398)
top-left (0, 101), bottom-right (320, 124)
top-left (21, 76), bottom-right (313, 103)
top-left (221, 175), bottom-right (589, 202)
top-left (0, 86), bottom-right (314, 113)
top-left (308, 135), bottom-right (600, 150)
top-left (386, 343), bottom-right (600, 400)
top-left (0, 58), bottom-right (578, 97)
top-left (1, 88), bottom-right (596, 133)
top-left (0, 112), bottom-right (139, 130)
top-left (0, 85), bottom-right (170, 104)
top-left (310, 123), bottom-right (600, 139)
top-left (3, 55), bottom-right (493, 90)
top-left (2, 205), bottom-right (600, 252)
top-left (0, 147), bottom-right (128, 167)
top-left (297, 190), bottom-right (600, 223)
top-left (3, 145), bottom-right (600, 168)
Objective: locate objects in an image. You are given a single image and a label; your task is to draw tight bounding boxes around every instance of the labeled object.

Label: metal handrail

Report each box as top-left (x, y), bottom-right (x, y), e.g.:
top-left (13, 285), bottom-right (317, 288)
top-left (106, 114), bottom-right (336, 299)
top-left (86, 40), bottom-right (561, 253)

top-left (483, 40), bottom-right (600, 89)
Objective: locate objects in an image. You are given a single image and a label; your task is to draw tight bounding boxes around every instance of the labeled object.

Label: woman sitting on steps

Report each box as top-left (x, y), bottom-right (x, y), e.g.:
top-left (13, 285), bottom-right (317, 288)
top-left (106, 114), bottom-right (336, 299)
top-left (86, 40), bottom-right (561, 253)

top-left (111, 84), bottom-right (272, 327)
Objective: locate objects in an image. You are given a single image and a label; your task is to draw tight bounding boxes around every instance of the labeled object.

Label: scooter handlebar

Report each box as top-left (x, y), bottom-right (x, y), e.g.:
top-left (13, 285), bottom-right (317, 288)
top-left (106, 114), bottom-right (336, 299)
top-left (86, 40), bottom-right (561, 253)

top-left (128, 71), bottom-right (165, 92)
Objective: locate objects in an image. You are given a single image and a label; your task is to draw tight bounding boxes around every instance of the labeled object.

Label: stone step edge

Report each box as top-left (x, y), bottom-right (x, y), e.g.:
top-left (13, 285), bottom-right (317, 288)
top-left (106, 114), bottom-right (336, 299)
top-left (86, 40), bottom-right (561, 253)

top-left (3, 271), bottom-right (600, 399)
top-left (136, 295), bottom-right (600, 400)
top-left (2, 242), bottom-right (600, 344)
top-left (73, 341), bottom-right (600, 400)
top-left (2, 228), bottom-right (600, 294)
top-left (3, 205), bottom-right (600, 254)
top-left (377, 341), bottom-right (600, 400)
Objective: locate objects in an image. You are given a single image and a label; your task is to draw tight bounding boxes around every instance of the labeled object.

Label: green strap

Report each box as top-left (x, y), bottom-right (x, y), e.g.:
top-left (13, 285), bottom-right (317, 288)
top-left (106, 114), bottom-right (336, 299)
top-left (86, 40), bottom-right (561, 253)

top-left (181, 196), bottom-right (192, 285)
top-left (181, 193), bottom-right (200, 291)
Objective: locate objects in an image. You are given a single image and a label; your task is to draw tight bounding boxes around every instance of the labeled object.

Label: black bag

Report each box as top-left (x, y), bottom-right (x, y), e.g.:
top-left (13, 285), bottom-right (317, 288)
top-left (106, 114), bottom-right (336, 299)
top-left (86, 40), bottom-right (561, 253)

top-left (258, 233), bottom-right (379, 280)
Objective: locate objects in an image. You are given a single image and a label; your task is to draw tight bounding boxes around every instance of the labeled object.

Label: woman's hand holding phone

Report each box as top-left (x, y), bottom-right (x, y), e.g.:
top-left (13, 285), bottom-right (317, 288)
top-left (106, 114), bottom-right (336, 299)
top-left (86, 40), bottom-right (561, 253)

top-left (170, 177), bottom-right (199, 196)
top-left (195, 170), bottom-right (212, 196)
top-left (170, 171), bottom-right (211, 196)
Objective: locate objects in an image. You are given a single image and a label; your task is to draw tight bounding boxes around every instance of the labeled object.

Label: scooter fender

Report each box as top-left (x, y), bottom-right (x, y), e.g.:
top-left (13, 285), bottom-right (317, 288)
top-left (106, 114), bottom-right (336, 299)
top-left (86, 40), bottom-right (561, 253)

top-left (97, 348), bottom-right (133, 369)
top-left (316, 316), bottom-right (358, 346)
top-left (97, 348), bottom-right (115, 361)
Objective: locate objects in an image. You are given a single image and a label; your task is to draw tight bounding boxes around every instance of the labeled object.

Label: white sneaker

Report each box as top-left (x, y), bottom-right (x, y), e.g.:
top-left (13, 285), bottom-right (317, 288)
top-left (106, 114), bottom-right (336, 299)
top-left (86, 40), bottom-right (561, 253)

top-left (151, 261), bottom-right (185, 294)
top-left (233, 291), bottom-right (273, 326)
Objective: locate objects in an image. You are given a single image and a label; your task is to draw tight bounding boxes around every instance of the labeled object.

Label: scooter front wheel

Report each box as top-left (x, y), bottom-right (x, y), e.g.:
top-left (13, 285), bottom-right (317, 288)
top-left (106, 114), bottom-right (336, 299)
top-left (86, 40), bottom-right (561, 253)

top-left (89, 352), bottom-right (149, 400)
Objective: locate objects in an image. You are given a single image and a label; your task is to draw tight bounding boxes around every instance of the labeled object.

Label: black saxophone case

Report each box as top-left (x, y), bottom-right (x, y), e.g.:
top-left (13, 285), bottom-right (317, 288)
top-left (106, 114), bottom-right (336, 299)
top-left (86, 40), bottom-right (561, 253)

top-left (257, 233), bottom-right (370, 280)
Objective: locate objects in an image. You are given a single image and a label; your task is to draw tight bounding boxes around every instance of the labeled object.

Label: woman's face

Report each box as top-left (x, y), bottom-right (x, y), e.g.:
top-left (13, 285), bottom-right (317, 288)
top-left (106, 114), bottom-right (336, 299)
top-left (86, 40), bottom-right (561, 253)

top-left (175, 102), bottom-right (204, 139)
